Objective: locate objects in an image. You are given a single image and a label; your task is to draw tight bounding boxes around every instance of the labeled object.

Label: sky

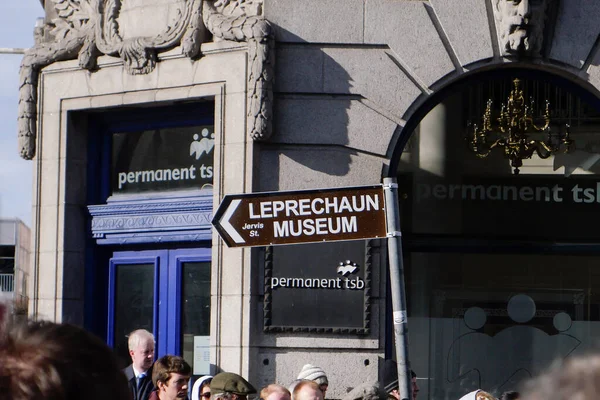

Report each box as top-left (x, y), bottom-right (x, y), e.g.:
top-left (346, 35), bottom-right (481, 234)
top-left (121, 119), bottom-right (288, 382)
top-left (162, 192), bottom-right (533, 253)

top-left (0, 2), bottom-right (45, 226)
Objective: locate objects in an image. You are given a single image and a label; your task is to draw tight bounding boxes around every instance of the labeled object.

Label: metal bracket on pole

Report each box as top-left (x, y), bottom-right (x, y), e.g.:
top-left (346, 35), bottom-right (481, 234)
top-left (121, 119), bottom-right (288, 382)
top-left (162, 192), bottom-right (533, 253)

top-left (383, 177), bottom-right (412, 400)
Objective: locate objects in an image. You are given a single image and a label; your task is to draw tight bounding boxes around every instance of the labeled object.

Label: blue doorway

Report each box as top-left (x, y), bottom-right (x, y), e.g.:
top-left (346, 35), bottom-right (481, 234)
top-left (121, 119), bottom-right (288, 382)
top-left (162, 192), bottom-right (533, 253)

top-left (107, 248), bottom-right (211, 368)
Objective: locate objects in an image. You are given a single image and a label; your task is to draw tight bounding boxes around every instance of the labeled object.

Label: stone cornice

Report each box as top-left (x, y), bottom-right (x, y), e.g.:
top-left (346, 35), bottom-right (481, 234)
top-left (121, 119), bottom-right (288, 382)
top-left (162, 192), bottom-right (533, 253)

top-left (88, 191), bottom-right (213, 244)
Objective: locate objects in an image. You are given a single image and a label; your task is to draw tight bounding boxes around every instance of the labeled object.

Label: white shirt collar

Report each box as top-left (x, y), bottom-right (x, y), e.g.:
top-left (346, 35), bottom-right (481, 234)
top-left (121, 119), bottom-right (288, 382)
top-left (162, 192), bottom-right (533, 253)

top-left (132, 365), bottom-right (147, 379)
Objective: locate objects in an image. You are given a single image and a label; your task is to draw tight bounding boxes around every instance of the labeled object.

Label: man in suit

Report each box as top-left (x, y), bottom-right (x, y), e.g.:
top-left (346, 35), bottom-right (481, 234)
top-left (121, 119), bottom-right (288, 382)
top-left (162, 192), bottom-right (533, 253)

top-left (124, 329), bottom-right (156, 400)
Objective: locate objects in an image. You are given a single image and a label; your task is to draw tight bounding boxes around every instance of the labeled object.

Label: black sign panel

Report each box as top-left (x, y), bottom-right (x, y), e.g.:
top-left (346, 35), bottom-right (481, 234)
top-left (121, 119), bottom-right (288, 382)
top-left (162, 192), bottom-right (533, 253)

top-left (111, 125), bottom-right (214, 195)
top-left (264, 240), bottom-right (371, 334)
top-left (399, 174), bottom-right (600, 241)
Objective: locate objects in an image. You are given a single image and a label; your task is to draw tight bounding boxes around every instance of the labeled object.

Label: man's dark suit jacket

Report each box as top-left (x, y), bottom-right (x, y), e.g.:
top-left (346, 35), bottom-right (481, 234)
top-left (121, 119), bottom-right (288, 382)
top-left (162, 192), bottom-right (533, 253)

top-left (123, 364), bottom-right (155, 400)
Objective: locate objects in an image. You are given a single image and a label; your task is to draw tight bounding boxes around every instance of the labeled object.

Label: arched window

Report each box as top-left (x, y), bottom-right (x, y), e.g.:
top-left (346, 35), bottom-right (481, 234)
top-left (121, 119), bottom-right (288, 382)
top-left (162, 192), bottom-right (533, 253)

top-left (393, 70), bottom-right (600, 400)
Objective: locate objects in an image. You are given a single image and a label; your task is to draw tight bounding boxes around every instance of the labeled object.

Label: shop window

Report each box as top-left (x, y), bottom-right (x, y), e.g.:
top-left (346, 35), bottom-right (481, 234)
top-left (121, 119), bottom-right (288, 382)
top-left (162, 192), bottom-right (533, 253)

top-left (87, 102), bottom-right (216, 244)
top-left (395, 72), bottom-right (600, 400)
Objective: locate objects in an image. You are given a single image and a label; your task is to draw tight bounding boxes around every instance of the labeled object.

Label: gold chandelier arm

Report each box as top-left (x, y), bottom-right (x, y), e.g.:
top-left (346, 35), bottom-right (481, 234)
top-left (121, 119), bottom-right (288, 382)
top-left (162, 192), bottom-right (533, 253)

top-left (535, 141), bottom-right (553, 159)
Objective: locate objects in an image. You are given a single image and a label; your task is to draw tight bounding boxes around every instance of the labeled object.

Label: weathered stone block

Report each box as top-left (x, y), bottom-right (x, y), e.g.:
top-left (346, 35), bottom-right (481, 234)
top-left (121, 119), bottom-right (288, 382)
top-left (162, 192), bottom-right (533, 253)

top-left (430, 0), bottom-right (493, 66)
top-left (261, 351), bottom-right (380, 399)
top-left (323, 47), bottom-right (422, 118)
top-left (365, 0), bottom-right (455, 87)
top-left (275, 46), bottom-right (324, 93)
top-left (259, 148), bottom-right (386, 192)
top-left (273, 97), bottom-right (398, 156)
top-left (550, 0), bottom-right (600, 68)
top-left (265, 0), bottom-right (364, 43)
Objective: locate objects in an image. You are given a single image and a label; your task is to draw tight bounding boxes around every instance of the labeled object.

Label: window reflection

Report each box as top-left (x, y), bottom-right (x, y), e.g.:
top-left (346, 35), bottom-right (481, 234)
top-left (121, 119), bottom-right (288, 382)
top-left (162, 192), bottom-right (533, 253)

top-left (397, 75), bottom-right (600, 400)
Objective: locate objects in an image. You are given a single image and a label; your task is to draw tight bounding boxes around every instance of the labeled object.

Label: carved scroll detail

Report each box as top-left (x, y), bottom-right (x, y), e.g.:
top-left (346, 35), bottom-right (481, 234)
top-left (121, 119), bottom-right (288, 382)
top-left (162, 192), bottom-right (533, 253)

top-left (18, 0), bottom-right (275, 160)
top-left (203, 0), bottom-right (275, 140)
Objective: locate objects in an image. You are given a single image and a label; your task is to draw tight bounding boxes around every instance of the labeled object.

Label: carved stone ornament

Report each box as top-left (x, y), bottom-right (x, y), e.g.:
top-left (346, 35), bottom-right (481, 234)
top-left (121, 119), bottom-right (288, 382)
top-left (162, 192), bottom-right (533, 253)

top-left (18, 0), bottom-right (274, 160)
top-left (493, 0), bottom-right (553, 56)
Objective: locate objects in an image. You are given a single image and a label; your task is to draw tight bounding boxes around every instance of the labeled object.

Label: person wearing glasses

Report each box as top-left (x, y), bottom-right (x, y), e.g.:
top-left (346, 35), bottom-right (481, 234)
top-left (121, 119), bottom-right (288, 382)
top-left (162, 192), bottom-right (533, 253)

top-left (192, 375), bottom-right (214, 400)
top-left (210, 372), bottom-right (257, 400)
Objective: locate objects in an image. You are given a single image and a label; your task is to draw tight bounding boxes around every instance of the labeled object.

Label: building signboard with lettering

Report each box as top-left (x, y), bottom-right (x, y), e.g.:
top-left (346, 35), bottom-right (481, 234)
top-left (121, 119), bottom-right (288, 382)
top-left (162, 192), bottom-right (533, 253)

top-left (212, 185), bottom-right (387, 247)
top-left (400, 175), bottom-right (600, 240)
top-left (111, 125), bottom-right (215, 195)
top-left (263, 240), bottom-right (373, 334)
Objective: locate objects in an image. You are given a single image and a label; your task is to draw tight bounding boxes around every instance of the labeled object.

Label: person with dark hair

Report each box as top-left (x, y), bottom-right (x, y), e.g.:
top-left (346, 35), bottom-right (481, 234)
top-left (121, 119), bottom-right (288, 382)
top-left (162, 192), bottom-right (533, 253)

top-left (191, 375), bottom-right (213, 400)
top-left (499, 391), bottom-right (519, 400)
top-left (150, 355), bottom-right (192, 400)
top-left (124, 328), bottom-right (156, 400)
top-left (0, 318), bottom-right (130, 400)
top-left (382, 359), bottom-right (419, 400)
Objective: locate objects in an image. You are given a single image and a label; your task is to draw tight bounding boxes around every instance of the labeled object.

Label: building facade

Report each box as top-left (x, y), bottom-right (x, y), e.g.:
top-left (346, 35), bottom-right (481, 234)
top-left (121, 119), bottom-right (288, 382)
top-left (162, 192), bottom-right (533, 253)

top-left (0, 218), bottom-right (31, 314)
top-left (21, 1), bottom-right (600, 399)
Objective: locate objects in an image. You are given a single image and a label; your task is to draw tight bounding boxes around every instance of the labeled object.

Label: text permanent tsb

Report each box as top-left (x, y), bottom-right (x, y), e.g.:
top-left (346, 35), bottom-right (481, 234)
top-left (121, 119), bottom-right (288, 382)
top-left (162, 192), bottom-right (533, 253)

top-left (247, 194), bottom-right (381, 238)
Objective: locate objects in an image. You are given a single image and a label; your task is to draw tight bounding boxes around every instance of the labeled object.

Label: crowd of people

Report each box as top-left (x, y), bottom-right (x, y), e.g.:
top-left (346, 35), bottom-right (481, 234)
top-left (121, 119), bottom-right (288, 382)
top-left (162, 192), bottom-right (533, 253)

top-left (2, 317), bottom-right (600, 400)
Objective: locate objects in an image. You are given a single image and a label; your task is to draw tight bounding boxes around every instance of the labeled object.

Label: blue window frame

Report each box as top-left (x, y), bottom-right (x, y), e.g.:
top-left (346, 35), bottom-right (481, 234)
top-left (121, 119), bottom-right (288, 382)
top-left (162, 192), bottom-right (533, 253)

top-left (108, 248), bottom-right (211, 362)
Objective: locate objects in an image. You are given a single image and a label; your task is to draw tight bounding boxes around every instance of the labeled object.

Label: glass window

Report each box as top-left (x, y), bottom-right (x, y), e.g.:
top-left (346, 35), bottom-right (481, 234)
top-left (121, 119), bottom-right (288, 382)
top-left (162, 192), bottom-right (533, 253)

top-left (111, 125), bottom-right (215, 195)
top-left (181, 261), bottom-right (211, 374)
top-left (113, 263), bottom-right (155, 367)
top-left (397, 74), bottom-right (600, 399)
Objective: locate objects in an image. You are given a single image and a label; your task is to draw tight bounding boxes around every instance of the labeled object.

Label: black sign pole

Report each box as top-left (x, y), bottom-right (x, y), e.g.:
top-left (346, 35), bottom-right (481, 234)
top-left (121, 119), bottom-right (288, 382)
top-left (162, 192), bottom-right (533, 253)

top-left (383, 177), bottom-right (412, 400)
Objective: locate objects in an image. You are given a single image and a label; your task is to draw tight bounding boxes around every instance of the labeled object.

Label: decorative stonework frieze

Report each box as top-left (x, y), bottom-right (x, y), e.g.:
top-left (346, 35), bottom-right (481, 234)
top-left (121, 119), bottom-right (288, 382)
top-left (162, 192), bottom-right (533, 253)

top-left (18, 0), bottom-right (274, 160)
top-left (87, 192), bottom-right (213, 244)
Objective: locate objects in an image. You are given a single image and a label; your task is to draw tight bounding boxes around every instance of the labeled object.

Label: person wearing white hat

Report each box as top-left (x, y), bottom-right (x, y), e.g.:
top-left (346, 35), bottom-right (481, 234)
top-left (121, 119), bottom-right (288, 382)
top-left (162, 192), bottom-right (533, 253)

top-left (296, 364), bottom-right (329, 398)
top-left (191, 375), bottom-right (213, 400)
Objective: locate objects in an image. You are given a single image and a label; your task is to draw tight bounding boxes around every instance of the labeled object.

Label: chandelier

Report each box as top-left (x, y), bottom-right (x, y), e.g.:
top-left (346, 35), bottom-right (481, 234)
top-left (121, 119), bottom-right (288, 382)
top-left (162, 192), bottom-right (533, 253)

top-left (466, 78), bottom-right (574, 174)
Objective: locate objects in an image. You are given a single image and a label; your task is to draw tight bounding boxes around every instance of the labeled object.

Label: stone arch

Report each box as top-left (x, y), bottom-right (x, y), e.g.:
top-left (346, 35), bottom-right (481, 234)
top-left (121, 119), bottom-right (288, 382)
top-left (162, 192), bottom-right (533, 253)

top-left (385, 63), bottom-right (600, 176)
top-left (374, 0), bottom-right (600, 177)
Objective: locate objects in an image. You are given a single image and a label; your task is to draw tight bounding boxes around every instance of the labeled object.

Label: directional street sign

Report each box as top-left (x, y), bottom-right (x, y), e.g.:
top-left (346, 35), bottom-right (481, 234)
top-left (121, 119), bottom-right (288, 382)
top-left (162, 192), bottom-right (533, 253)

top-left (212, 185), bottom-right (388, 247)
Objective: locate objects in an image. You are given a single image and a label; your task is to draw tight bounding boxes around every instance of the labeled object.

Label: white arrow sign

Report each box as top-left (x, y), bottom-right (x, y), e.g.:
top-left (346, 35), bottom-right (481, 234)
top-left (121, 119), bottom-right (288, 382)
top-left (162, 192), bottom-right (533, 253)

top-left (219, 199), bottom-right (245, 244)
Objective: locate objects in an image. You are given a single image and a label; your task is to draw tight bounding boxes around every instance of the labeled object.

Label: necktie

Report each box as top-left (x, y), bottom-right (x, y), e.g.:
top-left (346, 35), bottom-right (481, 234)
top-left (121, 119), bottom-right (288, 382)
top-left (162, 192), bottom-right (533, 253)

top-left (138, 373), bottom-right (146, 389)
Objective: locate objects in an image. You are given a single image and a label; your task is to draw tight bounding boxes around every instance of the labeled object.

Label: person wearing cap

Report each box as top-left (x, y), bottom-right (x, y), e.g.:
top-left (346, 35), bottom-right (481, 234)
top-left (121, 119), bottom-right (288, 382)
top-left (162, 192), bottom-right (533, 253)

top-left (296, 364), bottom-right (329, 398)
top-left (382, 359), bottom-right (419, 400)
top-left (150, 355), bottom-right (192, 400)
top-left (210, 372), bottom-right (257, 400)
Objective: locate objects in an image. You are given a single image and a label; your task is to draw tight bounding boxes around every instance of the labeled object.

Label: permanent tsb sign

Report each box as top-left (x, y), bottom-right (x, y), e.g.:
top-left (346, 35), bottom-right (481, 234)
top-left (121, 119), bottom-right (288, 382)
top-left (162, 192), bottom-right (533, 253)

top-left (212, 185), bottom-right (387, 247)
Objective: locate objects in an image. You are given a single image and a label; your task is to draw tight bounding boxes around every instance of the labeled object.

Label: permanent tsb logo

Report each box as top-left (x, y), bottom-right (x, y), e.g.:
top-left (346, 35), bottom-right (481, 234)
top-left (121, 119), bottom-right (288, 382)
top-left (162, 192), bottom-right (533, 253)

top-left (112, 125), bottom-right (215, 194)
top-left (270, 260), bottom-right (365, 291)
